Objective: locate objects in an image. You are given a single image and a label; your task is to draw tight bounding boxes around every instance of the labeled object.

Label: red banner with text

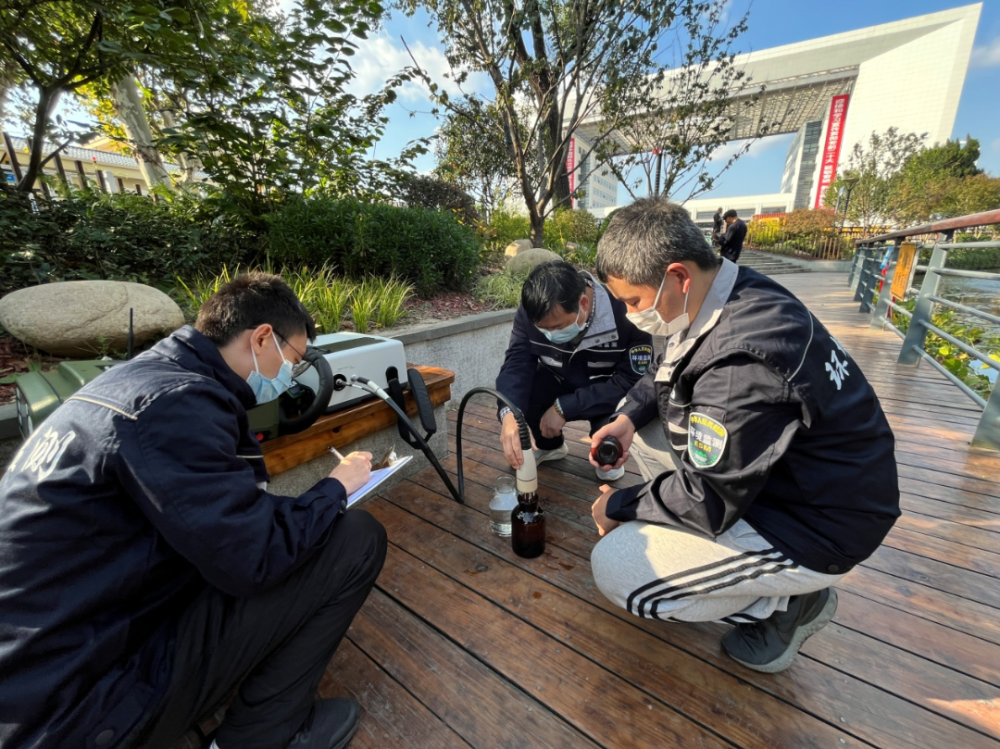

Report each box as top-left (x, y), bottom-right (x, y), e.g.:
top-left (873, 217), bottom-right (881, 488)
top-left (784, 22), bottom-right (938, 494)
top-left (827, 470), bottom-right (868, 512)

top-left (566, 138), bottom-right (575, 208)
top-left (814, 94), bottom-right (850, 209)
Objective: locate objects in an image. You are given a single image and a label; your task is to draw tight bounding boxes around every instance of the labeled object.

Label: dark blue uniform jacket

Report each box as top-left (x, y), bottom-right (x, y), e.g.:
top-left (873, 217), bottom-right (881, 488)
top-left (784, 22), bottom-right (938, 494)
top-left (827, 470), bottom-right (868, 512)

top-left (495, 274), bottom-right (653, 420)
top-left (0, 326), bottom-right (348, 749)
top-left (608, 263), bottom-right (900, 574)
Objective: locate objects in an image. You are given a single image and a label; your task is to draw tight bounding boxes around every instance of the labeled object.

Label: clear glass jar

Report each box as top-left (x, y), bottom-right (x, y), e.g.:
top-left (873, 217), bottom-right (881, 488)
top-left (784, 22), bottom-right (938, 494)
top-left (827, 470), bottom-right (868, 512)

top-left (489, 475), bottom-right (517, 537)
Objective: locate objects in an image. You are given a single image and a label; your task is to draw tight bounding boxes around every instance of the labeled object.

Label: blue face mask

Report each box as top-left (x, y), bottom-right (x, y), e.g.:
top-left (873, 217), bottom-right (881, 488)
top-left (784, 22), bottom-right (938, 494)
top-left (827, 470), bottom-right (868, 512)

top-left (247, 333), bottom-right (295, 404)
top-left (538, 306), bottom-right (585, 344)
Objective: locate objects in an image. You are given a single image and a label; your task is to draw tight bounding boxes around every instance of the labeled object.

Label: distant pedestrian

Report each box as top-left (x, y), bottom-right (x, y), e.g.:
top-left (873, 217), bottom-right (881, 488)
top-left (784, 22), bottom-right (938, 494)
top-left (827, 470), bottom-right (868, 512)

top-left (716, 209), bottom-right (747, 263)
top-left (712, 208), bottom-right (724, 240)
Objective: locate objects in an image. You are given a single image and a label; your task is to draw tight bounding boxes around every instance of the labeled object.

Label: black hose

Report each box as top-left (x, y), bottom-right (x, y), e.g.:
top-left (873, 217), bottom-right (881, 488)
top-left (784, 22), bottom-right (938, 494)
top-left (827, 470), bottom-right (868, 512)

top-left (350, 376), bottom-right (464, 503)
top-left (455, 386), bottom-right (531, 504)
top-left (351, 378), bottom-right (530, 506)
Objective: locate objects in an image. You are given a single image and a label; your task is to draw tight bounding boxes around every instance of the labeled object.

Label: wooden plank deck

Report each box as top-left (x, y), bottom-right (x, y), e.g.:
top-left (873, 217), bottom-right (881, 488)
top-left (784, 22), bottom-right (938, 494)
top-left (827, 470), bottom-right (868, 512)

top-left (318, 272), bottom-right (1000, 748)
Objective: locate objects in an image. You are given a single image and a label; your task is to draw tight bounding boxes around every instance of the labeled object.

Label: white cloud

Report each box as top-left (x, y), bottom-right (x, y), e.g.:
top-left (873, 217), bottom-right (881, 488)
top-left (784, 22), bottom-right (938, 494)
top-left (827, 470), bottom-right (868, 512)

top-left (348, 34), bottom-right (487, 102)
top-left (971, 37), bottom-right (1000, 68)
top-left (709, 133), bottom-right (793, 162)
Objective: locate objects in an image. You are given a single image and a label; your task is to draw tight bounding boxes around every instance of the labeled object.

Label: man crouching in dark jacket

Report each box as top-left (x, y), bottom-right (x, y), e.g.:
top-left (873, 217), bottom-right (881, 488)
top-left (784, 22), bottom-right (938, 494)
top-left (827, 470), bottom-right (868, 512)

top-left (495, 260), bottom-right (652, 481)
top-left (587, 200), bottom-right (900, 673)
top-left (0, 273), bottom-right (386, 749)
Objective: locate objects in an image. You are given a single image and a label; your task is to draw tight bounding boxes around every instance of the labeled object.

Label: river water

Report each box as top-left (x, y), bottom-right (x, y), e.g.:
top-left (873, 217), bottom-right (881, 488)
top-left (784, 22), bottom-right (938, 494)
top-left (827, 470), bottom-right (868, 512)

top-left (914, 269), bottom-right (1000, 386)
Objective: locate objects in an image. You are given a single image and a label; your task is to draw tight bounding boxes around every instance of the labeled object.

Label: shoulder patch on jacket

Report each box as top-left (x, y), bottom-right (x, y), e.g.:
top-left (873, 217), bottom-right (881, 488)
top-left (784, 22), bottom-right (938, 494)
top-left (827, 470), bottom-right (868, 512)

top-left (688, 412), bottom-right (728, 468)
top-left (629, 344), bottom-right (653, 374)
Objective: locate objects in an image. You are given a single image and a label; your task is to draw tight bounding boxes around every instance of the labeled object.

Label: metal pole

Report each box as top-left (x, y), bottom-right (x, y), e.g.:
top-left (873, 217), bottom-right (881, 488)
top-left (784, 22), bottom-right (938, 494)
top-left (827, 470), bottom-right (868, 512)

top-left (859, 248), bottom-right (881, 313)
top-left (870, 239), bottom-right (902, 328)
top-left (972, 384), bottom-right (1000, 451)
top-left (898, 231), bottom-right (951, 366)
top-left (848, 245), bottom-right (865, 288)
top-left (854, 248), bottom-right (875, 301)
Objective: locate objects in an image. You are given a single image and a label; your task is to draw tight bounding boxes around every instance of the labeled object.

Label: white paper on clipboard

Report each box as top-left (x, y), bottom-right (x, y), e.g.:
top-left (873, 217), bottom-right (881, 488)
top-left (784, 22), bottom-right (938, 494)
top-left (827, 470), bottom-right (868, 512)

top-left (346, 455), bottom-right (412, 507)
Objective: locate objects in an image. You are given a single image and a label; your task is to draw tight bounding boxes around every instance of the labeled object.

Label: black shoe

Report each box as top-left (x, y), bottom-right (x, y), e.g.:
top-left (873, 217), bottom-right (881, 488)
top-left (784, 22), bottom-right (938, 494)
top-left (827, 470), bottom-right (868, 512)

top-left (721, 587), bottom-right (838, 673)
top-left (286, 698), bottom-right (361, 748)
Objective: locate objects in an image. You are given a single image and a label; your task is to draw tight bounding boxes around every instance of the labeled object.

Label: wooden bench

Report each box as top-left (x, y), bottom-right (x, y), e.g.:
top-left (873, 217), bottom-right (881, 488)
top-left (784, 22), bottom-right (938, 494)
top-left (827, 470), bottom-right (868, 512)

top-left (261, 365), bottom-right (454, 476)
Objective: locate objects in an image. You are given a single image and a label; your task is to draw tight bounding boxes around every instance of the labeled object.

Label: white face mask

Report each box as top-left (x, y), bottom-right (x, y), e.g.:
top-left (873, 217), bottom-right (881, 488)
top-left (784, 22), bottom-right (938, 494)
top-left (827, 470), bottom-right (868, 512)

top-left (626, 272), bottom-right (691, 338)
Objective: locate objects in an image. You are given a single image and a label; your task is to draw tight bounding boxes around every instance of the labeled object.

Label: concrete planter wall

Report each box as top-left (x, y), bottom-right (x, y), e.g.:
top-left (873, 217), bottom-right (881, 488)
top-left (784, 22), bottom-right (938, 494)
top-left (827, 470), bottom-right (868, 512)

top-left (391, 309), bottom-right (516, 407)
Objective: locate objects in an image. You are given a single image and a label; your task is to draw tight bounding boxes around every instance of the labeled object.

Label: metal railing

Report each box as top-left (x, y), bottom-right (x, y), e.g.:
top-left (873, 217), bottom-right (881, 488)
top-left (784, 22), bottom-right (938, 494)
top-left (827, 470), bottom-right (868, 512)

top-left (849, 209), bottom-right (1000, 450)
top-left (748, 227), bottom-right (855, 261)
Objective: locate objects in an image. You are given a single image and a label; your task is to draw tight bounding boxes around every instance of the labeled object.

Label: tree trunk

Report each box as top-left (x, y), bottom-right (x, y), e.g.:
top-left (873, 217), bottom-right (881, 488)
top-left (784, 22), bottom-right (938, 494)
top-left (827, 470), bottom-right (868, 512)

top-left (530, 210), bottom-right (545, 247)
top-left (17, 87), bottom-right (60, 193)
top-left (159, 107), bottom-right (202, 182)
top-left (110, 74), bottom-right (173, 191)
top-left (0, 63), bottom-right (16, 124)
top-left (545, 104), bottom-right (571, 209)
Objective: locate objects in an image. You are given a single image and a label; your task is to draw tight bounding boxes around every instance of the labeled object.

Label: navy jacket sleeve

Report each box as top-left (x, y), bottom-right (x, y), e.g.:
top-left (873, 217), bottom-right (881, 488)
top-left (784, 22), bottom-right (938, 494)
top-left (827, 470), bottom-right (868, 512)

top-left (559, 321), bottom-right (652, 421)
top-left (606, 353), bottom-right (802, 537)
top-left (116, 382), bottom-right (347, 597)
top-left (495, 306), bottom-right (539, 417)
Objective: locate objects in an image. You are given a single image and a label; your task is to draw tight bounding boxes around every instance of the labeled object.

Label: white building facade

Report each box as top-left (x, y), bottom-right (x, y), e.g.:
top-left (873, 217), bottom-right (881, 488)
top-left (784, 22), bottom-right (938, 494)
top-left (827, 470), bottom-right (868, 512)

top-left (572, 4), bottom-right (981, 222)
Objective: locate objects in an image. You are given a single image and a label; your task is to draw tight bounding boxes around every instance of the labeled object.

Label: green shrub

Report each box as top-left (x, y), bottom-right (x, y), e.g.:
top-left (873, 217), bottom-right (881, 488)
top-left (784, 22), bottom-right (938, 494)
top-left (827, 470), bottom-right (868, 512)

top-left (0, 186), bottom-right (258, 293)
top-left (481, 208), bottom-right (532, 266)
top-left (398, 175), bottom-right (478, 227)
top-left (546, 208), bottom-right (599, 249)
top-left (474, 267), bottom-right (529, 309)
top-left (266, 197), bottom-right (480, 295)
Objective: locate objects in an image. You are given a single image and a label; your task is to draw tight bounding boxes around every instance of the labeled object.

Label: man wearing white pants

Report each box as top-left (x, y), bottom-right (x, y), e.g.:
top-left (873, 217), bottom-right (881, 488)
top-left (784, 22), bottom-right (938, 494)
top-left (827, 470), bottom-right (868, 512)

top-left (587, 200), bottom-right (900, 673)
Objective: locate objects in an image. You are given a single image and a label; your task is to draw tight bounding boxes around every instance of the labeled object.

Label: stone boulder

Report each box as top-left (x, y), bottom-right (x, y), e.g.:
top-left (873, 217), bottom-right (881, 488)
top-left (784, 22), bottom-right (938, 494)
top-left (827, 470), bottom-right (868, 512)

top-left (0, 280), bottom-right (185, 357)
top-left (505, 247), bottom-right (561, 276)
top-left (504, 239), bottom-right (534, 258)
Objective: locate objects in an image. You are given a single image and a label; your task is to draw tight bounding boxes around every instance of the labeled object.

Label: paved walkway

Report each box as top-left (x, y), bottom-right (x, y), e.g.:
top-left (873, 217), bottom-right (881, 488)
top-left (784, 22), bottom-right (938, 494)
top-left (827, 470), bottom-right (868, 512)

top-left (179, 272), bottom-right (1000, 748)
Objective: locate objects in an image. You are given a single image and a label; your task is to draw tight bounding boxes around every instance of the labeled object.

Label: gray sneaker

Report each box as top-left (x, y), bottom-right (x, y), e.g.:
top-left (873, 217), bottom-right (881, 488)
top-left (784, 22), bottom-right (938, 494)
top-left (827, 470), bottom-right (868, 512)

top-left (595, 465), bottom-right (625, 481)
top-left (533, 443), bottom-right (569, 464)
top-left (721, 587), bottom-right (838, 673)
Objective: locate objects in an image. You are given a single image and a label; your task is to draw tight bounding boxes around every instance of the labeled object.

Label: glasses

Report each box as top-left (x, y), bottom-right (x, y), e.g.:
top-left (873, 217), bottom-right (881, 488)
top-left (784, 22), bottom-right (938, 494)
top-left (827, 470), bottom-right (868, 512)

top-left (276, 333), bottom-right (312, 378)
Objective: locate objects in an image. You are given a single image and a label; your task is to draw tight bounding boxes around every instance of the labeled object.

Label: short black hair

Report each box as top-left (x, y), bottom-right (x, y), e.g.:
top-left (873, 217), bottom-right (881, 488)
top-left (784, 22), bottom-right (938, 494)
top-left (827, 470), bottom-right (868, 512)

top-left (596, 199), bottom-right (719, 286)
top-left (195, 272), bottom-right (316, 346)
top-left (723, 209), bottom-right (739, 220)
top-left (521, 261), bottom-right (586, 323)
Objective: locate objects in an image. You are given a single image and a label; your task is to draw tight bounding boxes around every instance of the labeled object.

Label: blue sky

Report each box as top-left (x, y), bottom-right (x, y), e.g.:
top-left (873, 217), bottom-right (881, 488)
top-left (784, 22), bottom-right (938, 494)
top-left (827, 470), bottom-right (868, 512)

top-left (358, 0), bottom-right (1000, 204)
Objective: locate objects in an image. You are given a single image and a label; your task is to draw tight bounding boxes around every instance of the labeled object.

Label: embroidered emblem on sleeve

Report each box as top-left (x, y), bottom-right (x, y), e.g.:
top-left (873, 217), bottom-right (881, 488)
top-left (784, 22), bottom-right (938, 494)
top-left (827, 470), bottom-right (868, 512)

top-left (688, 412), bottom-right (728, 468)
top-left (629, 344), bottom-right (653, 374)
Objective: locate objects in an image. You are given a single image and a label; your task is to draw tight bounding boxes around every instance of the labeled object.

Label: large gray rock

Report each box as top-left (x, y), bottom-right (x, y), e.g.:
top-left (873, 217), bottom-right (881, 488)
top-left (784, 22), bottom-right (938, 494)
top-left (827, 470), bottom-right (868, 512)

top-left (505, 247), bottom-right (561, 276)
top-left (0, 281), bottom-right (185, 357)
top-left (504, 239), bottom-right (534, 258)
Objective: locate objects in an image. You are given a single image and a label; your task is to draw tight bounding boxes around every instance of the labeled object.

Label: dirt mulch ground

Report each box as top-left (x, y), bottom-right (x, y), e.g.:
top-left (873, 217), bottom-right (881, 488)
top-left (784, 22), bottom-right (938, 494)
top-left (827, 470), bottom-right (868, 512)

top-left (0, 336), bottom-right (68, 406)
top-left (401, 291), bottom-right (496, 325)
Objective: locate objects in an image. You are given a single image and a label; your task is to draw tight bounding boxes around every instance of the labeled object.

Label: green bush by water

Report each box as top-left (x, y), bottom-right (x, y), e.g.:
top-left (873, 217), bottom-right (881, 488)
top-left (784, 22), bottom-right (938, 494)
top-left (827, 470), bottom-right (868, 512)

top-left (891, 300), bottom-right (999, 398)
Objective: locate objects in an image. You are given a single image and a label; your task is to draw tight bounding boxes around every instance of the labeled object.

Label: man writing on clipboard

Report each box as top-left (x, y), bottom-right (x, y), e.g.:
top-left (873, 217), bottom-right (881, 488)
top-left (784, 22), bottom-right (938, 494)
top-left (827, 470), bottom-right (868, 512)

top-left (0, 273), bottom-right (384, 749)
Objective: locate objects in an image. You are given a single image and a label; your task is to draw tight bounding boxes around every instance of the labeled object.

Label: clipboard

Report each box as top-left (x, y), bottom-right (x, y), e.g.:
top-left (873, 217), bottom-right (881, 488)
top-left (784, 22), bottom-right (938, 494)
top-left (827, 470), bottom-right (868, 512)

top-left (347, 455), bottom-right (412, 507)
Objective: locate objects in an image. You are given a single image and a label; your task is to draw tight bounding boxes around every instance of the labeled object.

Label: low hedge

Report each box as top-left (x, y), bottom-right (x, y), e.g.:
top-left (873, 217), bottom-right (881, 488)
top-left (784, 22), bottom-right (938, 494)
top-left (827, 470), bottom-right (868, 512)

top-left (0, 187), bottom-right (253, 293)
top-left (266, 197), bottom-right (480, 295)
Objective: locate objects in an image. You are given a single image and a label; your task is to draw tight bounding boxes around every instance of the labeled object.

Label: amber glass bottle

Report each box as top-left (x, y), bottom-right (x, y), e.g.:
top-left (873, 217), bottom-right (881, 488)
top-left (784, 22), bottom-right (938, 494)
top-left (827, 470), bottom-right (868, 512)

top-left (511, 489), bottom-right (546, 558)
top-left (592, 435), bottom-right (623, 467)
